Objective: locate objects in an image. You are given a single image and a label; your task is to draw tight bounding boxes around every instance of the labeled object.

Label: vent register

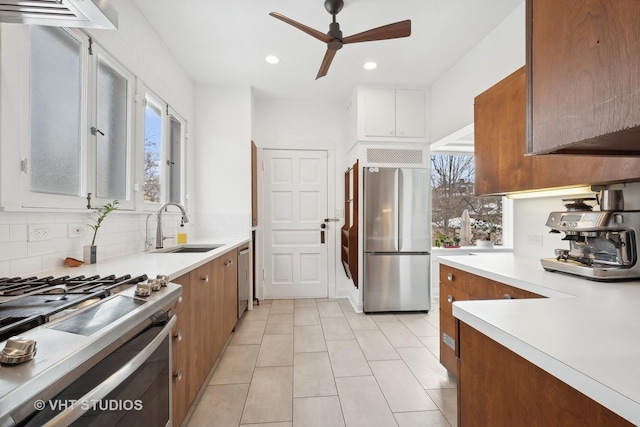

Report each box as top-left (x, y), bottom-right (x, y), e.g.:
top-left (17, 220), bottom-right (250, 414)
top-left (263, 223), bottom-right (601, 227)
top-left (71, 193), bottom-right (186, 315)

top-left (366, 148), bottom-right (424, 165)
top-left (0, 0), bottom-right (117, 29)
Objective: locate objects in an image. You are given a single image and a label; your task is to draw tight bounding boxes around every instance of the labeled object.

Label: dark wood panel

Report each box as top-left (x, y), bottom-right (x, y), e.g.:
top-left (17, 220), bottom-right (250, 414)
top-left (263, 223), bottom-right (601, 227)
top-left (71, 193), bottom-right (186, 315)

top-left (476, 66), bottom-right (640, 195)
top-left (251, 141), bottom-right (258, 227)
top-left (475, 67), bottom-right (531, 195)
top-left (459, 322), bottom-right (634, 427)
top-left (223, 251), bottom-right (238, 336)
top-left (528, 0), bottom-right (640, 155)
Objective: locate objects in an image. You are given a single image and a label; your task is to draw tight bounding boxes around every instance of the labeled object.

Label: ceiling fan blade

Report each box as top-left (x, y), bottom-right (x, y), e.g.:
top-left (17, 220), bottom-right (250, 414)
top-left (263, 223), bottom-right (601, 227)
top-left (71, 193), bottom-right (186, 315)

top-left (342, 20), bottom-right (411, 44)
top-left (269, 12), bottom-right (332, 43)
top-left (316, 49), bottom-right (337, 80)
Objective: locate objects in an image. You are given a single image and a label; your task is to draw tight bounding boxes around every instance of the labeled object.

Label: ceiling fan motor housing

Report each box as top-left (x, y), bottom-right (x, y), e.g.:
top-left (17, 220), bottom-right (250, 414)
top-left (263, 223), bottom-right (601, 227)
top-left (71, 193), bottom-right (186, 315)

top-left (328, 22), bottom-right (343, 49)
top-left (324, 0), bottom-right (344, 15)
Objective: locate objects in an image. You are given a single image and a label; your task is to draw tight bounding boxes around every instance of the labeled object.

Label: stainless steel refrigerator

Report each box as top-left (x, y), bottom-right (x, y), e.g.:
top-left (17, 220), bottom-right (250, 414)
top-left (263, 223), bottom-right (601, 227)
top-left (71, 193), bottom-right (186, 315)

top-left (363, 167), bottom-right (431, 312)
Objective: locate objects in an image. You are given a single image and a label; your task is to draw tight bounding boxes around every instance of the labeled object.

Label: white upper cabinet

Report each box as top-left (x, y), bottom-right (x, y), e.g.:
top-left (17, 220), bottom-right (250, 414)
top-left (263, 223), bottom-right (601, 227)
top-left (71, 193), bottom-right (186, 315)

top-left (395, 89), bottom-right (426, 138)
top-left (350, 87), bottom-right (426, 144)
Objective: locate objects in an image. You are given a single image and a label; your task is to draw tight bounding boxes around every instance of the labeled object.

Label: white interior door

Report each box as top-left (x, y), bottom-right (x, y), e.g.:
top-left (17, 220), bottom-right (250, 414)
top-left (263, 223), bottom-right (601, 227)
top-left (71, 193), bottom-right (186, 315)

top-left (264, 149), bottom-right (328, 298)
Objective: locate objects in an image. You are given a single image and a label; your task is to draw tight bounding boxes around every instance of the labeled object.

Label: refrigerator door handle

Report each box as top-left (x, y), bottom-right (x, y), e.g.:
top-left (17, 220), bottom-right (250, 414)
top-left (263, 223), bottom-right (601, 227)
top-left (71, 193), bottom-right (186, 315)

top-left (397, 168), bottom-right (402, 251)
top-left (394, 168), bottom-right (400, 251)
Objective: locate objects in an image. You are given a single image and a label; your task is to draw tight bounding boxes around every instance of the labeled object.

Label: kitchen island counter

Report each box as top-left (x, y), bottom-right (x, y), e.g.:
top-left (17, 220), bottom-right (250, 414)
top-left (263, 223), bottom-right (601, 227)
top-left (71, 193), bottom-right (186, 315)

top-left (437, 253), bottom-right (640, 426)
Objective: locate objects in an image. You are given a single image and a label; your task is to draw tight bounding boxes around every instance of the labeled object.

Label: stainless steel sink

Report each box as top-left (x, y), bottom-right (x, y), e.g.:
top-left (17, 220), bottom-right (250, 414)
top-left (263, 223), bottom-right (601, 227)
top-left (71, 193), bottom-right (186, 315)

top-left (154, 244), bottom-right (224, 254)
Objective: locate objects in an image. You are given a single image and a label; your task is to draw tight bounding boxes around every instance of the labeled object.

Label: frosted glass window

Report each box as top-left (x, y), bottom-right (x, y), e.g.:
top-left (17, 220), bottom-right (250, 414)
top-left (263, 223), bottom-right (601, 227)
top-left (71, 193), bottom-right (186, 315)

top-left (168, 116), bottom-right (182, 203)
top-left (29, 26), bottom-right (82, 196)
top-left (96, 59), bottom-right (127, 200)
top-left (144, 101), bottom-right (162, 203)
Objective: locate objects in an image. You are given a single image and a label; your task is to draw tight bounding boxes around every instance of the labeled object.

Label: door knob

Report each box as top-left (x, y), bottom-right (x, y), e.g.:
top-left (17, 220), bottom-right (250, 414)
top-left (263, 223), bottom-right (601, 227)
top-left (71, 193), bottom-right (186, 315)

top-left (320, 223), bottom-right (326, 229)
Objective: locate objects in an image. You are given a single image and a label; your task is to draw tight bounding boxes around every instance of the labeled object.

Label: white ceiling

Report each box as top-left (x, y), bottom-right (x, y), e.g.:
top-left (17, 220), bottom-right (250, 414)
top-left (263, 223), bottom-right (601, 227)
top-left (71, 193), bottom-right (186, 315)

top-left (131, 0), bottom-right (523, 102)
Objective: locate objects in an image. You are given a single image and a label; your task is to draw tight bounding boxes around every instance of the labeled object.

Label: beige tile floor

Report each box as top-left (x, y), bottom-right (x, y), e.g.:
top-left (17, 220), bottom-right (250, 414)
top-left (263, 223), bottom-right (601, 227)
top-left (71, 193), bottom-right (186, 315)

top-left (185, 299), bottom-right (457, 427)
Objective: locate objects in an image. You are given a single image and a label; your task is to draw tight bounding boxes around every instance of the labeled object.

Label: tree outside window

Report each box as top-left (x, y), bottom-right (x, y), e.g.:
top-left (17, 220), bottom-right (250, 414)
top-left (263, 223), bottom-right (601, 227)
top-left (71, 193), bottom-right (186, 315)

top-left (431, 154), bottom-right (502, 246)
top-left (144, 101), bottom-right (162, 203)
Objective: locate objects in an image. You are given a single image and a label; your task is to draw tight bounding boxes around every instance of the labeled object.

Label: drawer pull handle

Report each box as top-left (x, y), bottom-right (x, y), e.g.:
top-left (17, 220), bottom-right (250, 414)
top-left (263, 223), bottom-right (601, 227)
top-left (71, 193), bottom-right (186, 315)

top-left (201, 275), bottom-right (209, 283)
top-left (503, 293), bottom-right (512, 299)
top-left (174, 330), bottom-right (183, 342)
top-left (442, 332), bottom-right (456, 351)
top-left (177, 296), bottom-right (183, 304)
top-left (174, 369), bottom-right (183, 381)
top-left (447, 273), bottom-right (454, 281)
top-left (447, 294), bottom-right (454, 303)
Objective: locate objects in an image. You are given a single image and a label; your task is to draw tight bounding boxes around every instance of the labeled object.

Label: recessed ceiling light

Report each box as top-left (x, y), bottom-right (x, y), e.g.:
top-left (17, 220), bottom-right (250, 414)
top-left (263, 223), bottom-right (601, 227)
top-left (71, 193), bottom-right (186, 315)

top-left (363, 61), bottom-right (377, 71)
top-left (265, 55), bottom-right (280, 64)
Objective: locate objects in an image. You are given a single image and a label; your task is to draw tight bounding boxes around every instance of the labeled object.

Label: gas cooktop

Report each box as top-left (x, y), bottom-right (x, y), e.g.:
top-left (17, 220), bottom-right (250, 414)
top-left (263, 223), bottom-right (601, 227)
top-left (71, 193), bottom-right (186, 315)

top-left (0, 274), bottom-right (148, 342)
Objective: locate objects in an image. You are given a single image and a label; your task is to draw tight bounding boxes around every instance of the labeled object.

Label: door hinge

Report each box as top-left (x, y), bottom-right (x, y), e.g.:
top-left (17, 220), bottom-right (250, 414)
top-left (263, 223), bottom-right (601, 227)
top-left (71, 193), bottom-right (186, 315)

top-left (262, 269), bottom-right (265, 281)
top-left (88, 37), bottom-right (93, 56)
top-left (20, 159), bottom-right (28, 174)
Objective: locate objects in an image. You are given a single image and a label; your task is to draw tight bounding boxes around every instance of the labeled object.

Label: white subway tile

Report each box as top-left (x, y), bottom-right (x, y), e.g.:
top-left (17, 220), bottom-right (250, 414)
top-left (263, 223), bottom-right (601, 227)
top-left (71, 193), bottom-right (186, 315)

top-left (0, 242), bottom-right (28, 260)
top-left (10, 224), bottom-right (28, 242)
top-left (11, 256), bottom-right (43, 277)
top-left (0, 225), bottom-right (10, 243)
top-left (0, 261), bottom-right (10, 277)
top-left (28, 240), bottom-right (56, 257)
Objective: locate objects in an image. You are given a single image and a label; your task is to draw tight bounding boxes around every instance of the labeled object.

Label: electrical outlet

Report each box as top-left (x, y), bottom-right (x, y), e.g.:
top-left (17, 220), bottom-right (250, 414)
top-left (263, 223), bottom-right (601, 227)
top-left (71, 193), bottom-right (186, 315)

top-left (68, 224), bottom-right (85, 238)
top-left (28, 225), bottom-right (51, 241)
top-left (527, 234), bottom-right (543, 247)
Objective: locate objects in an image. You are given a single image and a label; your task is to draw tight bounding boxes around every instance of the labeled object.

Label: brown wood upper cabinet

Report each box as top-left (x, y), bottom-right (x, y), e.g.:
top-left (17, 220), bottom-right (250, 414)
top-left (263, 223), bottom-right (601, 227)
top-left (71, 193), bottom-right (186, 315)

top-left (341, 160), bottom-right (359, 288)
top-left (526, 0), bottom-right (640, 155)
top-left (474, 67), bottom-right (640, 195)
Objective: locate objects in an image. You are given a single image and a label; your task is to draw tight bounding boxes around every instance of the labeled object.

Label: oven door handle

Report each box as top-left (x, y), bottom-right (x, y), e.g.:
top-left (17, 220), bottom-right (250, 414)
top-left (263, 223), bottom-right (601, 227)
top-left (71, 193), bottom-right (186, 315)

top-left (42, 314), bottom-right (176, 427)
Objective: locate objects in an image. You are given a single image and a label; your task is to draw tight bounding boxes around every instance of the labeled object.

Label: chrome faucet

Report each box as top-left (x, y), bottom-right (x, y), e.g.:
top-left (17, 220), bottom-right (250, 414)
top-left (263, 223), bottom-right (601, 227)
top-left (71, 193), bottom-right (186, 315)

top-left (156, 202), bottom-right (189, 249)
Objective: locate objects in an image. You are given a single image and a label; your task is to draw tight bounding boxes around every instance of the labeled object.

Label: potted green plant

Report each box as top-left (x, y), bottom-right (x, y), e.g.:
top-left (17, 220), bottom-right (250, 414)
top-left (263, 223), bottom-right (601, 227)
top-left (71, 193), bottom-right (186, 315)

top-left (472, 219), bottom-right (501, 248)
top-left (84, 200), bottom-right (119, 264)
top-left (435, 232), bottom-right (461, 248)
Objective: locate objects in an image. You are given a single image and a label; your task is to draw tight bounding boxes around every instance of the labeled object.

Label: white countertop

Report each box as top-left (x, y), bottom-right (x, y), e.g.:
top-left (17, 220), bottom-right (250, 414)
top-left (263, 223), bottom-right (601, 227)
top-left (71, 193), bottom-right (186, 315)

top-left (437, 253), bottom-right (640, 426)
top-left (42, 237), bottom-right (250, 281)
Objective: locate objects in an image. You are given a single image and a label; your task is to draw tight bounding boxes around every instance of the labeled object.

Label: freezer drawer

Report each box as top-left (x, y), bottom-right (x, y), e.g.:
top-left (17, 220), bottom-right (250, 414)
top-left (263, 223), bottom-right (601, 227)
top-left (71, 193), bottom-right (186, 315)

top-left (364, 253), bottom-right (431, 312)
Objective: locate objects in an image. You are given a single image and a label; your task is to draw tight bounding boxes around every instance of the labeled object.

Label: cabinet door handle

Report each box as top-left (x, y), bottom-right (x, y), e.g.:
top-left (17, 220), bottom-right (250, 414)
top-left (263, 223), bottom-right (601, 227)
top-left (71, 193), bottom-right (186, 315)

top-left (173, 330), bottom-right (183, 342)
top-left (201, 275), bottom-right (209, 283)
top-left (447, 273), bottom-right (454, 281)
top-left (447, 294), bottom-right (454, 303)
top-left (174, 369), bottom-right (183, 381)
top-left (503, 293), bottom-right (512, 299)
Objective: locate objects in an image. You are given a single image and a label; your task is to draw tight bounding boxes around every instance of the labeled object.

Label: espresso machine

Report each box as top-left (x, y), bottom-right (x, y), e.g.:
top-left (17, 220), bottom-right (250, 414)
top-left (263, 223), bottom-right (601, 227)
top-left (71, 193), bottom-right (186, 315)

top-left (541, 194), bottom-right (640, 280)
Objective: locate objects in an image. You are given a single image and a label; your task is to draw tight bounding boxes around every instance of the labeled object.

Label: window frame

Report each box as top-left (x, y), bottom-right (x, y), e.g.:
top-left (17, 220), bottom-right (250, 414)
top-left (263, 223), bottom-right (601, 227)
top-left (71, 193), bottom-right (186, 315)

top-left (2, 26), bottom-right (139, 211)
top-left (87, 41), bottom-right (135, 210)
top-left (430, 150), bottom-right (512, 249)
top-left (167, 107), bottom-right (187, 206)
top-left (138, 87), bottom-right (187, 211)
top-left (21, 26), bottom-right (91, 210)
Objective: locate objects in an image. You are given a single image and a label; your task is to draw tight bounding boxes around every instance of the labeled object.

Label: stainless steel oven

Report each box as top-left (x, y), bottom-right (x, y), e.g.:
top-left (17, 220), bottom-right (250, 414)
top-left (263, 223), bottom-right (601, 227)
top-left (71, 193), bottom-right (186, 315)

top-left (0, 275), bottom-right (181, 427)
top-left (22, 316), bottom-right (175, 426)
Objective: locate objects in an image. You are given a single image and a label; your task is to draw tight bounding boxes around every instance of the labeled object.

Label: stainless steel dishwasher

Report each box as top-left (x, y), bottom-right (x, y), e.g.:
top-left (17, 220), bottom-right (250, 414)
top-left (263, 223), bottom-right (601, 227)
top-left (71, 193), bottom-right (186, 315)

top-left (237, 243), bottom-right (250, 319)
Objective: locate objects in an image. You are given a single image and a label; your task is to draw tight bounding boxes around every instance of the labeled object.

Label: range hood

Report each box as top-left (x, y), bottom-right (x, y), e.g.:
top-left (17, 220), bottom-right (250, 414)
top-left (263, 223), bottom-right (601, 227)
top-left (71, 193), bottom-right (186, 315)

top-left (0, 0), bottom-right (118, 29)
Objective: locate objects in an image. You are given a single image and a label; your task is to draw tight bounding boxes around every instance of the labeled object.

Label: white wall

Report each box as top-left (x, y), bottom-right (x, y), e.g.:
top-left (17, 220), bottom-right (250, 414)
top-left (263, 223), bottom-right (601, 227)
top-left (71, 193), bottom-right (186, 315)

top-left (192, 85), bottom-right (252, 238)
top-left (430, 2), bottom-right (526, 142)
top-left (253, 98), bottom-right (350, 301)
top-left (0, 1), bottom-right (195, 277)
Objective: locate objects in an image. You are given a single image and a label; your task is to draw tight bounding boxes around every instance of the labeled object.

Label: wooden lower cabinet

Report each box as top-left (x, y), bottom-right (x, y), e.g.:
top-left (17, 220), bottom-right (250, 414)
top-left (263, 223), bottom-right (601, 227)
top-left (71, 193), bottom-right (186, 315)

top-left (439, 265), bottom-right (542, 377)
top-left (171, 249), bottom-right (239, 427)
top-left (458, 322), bottom-right (634, 427)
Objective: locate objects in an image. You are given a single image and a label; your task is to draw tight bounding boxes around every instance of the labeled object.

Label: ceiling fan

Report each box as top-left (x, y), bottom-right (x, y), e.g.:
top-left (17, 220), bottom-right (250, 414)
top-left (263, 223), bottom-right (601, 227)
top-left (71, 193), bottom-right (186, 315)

top-left (269, 0), bottom-right (411, 80)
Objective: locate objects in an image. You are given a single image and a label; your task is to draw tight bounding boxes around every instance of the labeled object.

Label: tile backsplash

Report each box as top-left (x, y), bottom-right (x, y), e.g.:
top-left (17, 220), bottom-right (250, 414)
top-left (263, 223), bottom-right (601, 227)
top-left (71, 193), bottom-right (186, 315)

top-left (0, 211), bottom-right (183, 277)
